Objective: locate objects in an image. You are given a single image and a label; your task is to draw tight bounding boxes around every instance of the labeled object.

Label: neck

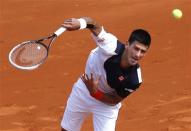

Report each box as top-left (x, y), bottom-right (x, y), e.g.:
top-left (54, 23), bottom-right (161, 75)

top-left (120, 50), bottom-right (130, 69)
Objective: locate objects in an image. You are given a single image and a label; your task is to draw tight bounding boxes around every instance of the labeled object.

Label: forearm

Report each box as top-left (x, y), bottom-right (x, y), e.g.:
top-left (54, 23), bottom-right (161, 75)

top-left (62, 17), bottom-right (103, 36)
top-left (81, 17), bottom-right (102, 36)
top-left (99, 92), bottom-right (123, 105)
top-left (89, 89), bottom-right (124, 105)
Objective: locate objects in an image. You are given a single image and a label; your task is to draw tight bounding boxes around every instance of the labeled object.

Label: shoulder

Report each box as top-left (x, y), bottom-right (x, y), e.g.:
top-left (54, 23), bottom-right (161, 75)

top-left (115, 40), bottom-right (125, 55)
top-left (91, 27), bottom-right (126, 56)
top-left (127, 64), bottom-right (142, 85)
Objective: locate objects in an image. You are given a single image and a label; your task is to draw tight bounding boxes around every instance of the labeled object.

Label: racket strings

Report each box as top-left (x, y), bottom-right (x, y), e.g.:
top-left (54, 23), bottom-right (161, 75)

top-left (10, 42), bottom-right (48, 67)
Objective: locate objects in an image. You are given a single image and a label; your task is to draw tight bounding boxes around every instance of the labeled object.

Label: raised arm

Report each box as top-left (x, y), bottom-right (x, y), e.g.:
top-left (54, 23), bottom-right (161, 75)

top-left (62, 17), bottom-right (102, 36)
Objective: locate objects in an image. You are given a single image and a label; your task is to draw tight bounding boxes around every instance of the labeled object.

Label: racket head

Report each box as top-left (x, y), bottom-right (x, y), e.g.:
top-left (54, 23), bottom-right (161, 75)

top-left (8, 41), bottom-right (48, 70)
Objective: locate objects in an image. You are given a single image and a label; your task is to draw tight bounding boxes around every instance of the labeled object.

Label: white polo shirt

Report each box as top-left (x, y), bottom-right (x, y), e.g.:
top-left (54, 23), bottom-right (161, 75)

top-left (76, 27), bottom-right (142, 98)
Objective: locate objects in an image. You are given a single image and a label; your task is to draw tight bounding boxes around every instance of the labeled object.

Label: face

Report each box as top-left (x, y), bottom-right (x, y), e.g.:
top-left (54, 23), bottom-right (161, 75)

top-left (125, 41), bottom-right (148, 66)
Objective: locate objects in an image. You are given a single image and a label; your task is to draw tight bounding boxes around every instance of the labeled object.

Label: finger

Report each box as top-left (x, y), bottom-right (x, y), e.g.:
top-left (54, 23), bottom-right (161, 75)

top-left (90, 73), bottom-right (94, 81)
top-left (61, 24), bottom-right (72, 28)
top-left (63, 23), bottom-right (71, 26)
top-left (81, 73), bottom-right (87, 80)
top-left (97, 75), bottom-right (101, 81)
top-left (85, 74), bottom-right (89, 80)
top-left (94, 75), bottom-right (101, 85)
top-left (80, 74), bottom-right (86, 82)
top-left (64, 18), bottom-right (73, 22)
top-left (80, 74), bottom-right (84, 80)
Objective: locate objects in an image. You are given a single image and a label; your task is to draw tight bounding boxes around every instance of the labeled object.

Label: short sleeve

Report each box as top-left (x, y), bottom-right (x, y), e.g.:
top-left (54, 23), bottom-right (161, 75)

top-left (91, 27), bottom-right (118, 55)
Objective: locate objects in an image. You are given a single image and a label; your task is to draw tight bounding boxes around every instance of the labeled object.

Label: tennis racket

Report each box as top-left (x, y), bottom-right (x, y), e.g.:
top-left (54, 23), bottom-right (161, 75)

top-left (8, 27), bottom-right (66, 70)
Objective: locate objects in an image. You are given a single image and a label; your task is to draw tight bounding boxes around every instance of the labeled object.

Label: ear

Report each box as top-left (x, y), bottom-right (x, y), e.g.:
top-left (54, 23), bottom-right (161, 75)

top-left (125, 41), bottom-right (130, 48)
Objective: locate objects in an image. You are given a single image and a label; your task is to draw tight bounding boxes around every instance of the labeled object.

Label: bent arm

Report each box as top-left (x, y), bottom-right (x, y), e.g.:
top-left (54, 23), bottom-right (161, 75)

top-left (99, 92), bottom-right (125, 105)
top-left (81, 73), bottom-right (125, 105)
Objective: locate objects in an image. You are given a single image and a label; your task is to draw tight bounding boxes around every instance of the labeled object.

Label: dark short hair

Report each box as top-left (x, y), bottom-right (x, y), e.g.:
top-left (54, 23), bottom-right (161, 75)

top-left (128, 29), bottom-right (151, 48)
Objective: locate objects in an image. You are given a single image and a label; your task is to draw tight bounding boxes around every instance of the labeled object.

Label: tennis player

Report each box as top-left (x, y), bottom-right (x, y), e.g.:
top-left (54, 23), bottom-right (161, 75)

top-left (60, 17), bottom-right (151, 131)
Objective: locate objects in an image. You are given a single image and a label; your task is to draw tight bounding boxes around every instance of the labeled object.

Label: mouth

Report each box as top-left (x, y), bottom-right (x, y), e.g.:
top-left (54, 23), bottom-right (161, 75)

top-left (132, 57), bottom-right (139, 61)
top-left (130, 57), bottom-right (139, 64)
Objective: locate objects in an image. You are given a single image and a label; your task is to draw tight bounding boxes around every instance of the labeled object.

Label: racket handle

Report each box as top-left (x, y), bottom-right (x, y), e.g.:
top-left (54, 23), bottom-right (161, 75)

top-left (54, 27), bottom-right (66, 37)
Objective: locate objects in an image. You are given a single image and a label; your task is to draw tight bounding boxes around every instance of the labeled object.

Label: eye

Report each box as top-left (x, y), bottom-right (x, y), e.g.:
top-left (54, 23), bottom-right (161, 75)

top-left (141, 49), bottom-right (146, 54)
top-left (134, 46), bottom-right (140, 51)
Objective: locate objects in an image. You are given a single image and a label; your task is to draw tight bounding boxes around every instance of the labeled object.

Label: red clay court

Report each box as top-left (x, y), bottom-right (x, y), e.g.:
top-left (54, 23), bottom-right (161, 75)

top-left (0, 0), bottom-right (190, 130)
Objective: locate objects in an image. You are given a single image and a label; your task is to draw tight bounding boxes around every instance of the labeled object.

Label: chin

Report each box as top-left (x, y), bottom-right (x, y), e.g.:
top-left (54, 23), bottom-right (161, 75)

top-left (130, 63), bottom-right (137, 66)
top-left (129, 60), bottom-right (138, 66)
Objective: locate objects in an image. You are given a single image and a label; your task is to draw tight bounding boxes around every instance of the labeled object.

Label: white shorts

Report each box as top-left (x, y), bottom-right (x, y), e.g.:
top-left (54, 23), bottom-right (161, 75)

top-left (61, 79), bottom-right (121, 131)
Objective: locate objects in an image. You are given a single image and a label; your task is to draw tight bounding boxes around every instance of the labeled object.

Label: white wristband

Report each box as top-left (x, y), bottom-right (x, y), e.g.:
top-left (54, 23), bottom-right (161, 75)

top-left (78, 18), bottom-right (87, 30)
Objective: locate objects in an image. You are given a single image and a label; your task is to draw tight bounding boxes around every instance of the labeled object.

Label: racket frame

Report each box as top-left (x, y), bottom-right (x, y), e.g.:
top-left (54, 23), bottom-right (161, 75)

top-left (8, 27), bottom-right (66, 70)
top-left (8, 40), bottom-right (49, 70)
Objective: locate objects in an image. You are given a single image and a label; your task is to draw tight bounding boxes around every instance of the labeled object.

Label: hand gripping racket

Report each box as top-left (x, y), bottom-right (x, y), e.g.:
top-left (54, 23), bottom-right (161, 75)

top-left (8, 27), bottom-right (66, 70)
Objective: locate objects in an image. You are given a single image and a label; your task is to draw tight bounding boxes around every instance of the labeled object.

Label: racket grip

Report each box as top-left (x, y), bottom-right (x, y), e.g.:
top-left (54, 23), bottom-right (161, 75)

top-left (54, 27), bottom-right (66, 37)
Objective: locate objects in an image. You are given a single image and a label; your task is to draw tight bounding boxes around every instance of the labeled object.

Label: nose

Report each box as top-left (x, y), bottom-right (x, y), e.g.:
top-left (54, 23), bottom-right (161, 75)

top-left (135, 51), bottom-right (141, 59)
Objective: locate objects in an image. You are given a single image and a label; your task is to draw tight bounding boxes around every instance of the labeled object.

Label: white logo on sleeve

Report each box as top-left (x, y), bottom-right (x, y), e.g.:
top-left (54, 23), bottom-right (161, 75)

top-left (98, 38), bottom-right (105, 43)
